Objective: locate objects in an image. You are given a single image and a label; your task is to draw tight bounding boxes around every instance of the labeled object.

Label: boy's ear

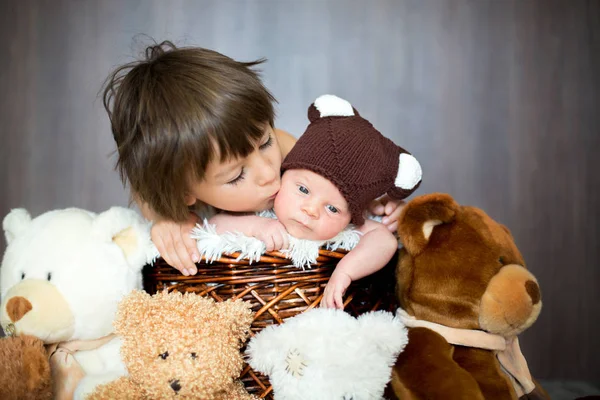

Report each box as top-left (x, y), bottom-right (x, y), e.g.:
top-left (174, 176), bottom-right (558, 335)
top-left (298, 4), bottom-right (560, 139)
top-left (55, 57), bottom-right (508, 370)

top-left (184, 194), bottom-right (196, 206)
top-left (398, 193), bottom-right (459, 256)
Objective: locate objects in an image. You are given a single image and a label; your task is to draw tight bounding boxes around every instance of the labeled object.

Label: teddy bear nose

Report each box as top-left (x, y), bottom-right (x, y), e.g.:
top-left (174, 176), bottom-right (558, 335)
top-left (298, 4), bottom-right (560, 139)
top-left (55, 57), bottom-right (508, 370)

top-left (169, 379), bottom-right (181, 392)
top-left (525, 280), bottom-right (541, 305)
top-left (6, 296), bottom-right (32, 322)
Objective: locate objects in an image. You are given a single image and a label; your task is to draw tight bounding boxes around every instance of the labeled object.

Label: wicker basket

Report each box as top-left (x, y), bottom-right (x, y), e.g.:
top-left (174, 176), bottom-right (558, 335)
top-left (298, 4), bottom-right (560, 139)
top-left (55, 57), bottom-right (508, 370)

top-left (142, 249), bottom-right (397, 399)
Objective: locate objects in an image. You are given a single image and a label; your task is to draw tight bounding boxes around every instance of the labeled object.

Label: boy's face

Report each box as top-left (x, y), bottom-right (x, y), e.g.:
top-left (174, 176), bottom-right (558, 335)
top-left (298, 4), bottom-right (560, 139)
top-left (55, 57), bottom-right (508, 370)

top-left (186, 126), bottom-right (282, 212)
top-left (274, 169), bottom-right (351, 241)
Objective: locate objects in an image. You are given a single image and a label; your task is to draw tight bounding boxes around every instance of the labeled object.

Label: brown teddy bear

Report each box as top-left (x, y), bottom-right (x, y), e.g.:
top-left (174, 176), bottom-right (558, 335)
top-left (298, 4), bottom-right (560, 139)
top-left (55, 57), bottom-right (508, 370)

top-left (0, 334), bottom-right (53, 400)
top-left (88, 290), bottom-right (256, 400)
top-left (385, 193), bottom-right (549, 400)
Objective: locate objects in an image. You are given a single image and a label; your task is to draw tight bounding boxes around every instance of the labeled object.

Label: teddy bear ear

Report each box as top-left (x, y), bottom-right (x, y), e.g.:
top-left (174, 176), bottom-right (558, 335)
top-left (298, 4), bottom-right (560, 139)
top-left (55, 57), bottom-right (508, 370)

top-left (113, 289), bottom-right (151, 336)
top-left (91, 207), bottom-right (154, 270)
top-left (357, 311), bottom-right (408, 357)
top-left (308, 94), bottom-right (358, 122)
top-left (245, 324), bottom-right (281, 376)
top-left (216, 299), bottom-right (254, 341)
top-left (398, 193), bottom-right (459, 256)
top-left (3, 208), bottom-right (32, 245)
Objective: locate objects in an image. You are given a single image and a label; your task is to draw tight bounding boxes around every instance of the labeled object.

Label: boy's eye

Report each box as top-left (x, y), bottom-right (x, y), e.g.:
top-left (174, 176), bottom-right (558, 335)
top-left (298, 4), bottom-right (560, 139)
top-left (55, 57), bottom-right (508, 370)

top-left (326, 205), bottom-right (339, 214)
top-left (298, 185), bottom-right (309, 194)
top-left (259, 134), bottom-right (273, 150)
top-left (227, 168), bottom-right (246, 185)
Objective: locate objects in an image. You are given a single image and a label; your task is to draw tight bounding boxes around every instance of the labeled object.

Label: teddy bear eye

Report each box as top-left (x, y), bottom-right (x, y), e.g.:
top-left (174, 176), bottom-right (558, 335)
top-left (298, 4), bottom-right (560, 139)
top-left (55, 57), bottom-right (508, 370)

top-left (498, 256), bottom-right (505, 265)
top-left (47, 272), bottom-right (52, 281)
top-left (21, 272), bottom-right (25, 280)
top-left (190, 352), bottom-right (197, 359)
top-left (159, 351), bottom-right (169, 360)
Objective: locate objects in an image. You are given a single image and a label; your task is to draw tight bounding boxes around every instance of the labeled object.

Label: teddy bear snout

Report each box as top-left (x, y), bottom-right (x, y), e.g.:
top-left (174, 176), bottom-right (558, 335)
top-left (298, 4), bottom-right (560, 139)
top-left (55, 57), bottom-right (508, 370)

top-left (169, 379), bottom-right (181, 393)
top-left (479, 264), bottom-right (542, 336)
top-left (6, 296), bottom-right (32, 322)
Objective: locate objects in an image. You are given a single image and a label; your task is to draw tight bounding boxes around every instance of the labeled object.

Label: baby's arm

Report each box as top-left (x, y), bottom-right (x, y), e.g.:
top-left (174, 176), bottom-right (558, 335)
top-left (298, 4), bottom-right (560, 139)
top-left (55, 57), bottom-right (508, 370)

top-left (209, 213), bottom-right (290, 252)
top-left (321, 219), bottom-right (398, 309)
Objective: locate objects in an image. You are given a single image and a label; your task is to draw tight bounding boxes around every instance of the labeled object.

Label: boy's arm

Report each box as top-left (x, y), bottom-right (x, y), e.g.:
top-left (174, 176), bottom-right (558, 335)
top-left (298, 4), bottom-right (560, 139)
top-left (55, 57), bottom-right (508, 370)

top-left (209, 213), bottom-right (290, 252)
top-left (133, 193), bottom-right (201, 276)
top-left (321, 219), bottom-right (398, 308)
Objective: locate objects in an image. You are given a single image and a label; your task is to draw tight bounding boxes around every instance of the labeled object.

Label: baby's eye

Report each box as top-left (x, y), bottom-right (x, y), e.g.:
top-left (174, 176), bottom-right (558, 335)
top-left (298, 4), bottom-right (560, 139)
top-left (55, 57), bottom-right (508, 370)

top-left (326, 205), bottom-right (339, 214)
top-left (298, 185), bottom-right (309, 194)
top-left (159, 351), bottom-right (169, 360)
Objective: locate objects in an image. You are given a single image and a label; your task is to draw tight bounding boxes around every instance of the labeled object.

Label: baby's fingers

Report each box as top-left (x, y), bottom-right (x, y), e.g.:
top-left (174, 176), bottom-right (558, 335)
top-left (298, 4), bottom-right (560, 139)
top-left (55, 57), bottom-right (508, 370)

top-left (333, 292), bottom-right (344, 310)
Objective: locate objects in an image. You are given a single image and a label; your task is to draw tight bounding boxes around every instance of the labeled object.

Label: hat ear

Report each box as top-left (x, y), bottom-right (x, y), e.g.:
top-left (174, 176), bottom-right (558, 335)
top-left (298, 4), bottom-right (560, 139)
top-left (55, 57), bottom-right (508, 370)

top-left (307, 94), bottom-right (357, 122)
top-left (398, 193), bottom-right (459, 256)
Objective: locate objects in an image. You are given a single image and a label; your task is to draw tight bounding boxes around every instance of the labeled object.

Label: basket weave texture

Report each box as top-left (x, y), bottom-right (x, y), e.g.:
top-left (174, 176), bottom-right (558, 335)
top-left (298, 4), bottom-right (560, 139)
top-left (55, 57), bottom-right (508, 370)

top-left (142, 249), bottom-right (397, 399)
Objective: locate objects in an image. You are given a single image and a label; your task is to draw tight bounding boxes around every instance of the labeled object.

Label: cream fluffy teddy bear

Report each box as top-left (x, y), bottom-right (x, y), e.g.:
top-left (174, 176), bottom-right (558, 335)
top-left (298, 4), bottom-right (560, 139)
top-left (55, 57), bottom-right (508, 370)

top-left (89, 290), bottom-right (256, 400)
top-left (246, 308), bottom-right (408, 400)
top-left (0, 207), bottom-right (154, 399)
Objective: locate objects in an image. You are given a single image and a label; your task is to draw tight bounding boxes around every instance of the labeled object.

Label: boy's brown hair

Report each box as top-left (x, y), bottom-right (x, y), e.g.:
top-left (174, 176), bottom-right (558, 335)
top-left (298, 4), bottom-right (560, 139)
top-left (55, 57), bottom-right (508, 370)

top-left (102, 41), bottom-right (276, 221)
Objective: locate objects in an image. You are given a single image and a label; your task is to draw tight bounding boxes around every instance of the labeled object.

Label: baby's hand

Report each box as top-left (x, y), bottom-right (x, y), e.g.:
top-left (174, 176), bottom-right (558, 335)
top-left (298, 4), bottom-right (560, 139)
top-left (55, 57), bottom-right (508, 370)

top-left (251, 219), bottom-right (289, 252)
top-left (151, 212), bottom-right (200, 276)
top-left (369, 194), bottom-right (406, 233)
top-left (321, 269), bottom-right (352, 309)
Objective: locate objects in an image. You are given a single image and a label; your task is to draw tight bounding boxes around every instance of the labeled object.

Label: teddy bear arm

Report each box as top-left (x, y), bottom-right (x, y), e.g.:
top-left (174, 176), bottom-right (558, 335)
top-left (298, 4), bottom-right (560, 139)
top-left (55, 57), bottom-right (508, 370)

top-left (386, 327), bottom-right (485, 400)
top-left (452, 346), bottom-right (518, 400)
top-left (85, 376), bottom-right (147, 400)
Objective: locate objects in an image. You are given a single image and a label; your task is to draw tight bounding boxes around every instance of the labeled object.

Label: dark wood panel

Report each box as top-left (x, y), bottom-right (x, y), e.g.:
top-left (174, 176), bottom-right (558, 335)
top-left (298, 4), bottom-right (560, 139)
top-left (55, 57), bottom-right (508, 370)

top-left (0, 0), bottom-right (598, 381)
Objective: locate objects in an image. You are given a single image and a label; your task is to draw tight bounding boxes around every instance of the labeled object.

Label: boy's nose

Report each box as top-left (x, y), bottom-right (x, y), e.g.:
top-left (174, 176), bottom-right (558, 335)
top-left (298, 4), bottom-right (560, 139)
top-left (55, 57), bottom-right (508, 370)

top-left (256, 157), bottom-right (278, 187)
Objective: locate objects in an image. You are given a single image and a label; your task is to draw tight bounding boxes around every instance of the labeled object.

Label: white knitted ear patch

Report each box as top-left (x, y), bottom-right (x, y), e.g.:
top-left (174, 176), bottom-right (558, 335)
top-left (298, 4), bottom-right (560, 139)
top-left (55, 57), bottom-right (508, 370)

top-left (314, 94), bottom-right (355, 117)
top-left (395, 153), bottom-right (422, 189)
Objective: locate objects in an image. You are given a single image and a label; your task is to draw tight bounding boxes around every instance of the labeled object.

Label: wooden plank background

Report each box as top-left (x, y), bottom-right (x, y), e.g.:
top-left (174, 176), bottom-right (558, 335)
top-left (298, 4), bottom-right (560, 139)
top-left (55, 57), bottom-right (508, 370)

top-left (0, 0), bottom-right (598, 382)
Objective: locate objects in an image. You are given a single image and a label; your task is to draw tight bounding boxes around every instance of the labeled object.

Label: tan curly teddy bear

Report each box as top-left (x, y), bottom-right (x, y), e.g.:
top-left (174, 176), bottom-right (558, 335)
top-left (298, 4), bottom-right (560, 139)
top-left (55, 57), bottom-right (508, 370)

top-left (88, 290), bottom-right (256, 400)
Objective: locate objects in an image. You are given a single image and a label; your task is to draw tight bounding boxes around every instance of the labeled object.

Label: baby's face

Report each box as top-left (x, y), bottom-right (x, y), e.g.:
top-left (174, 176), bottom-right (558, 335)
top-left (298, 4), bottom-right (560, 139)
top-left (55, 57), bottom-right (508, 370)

top-left (274, 169), bottom-right (351, 240)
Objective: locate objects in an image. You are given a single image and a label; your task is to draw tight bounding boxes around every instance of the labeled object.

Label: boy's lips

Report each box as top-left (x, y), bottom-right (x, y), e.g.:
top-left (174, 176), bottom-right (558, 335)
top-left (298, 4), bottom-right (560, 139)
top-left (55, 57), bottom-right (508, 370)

top-left (268, 191), bottom-right (279, 200)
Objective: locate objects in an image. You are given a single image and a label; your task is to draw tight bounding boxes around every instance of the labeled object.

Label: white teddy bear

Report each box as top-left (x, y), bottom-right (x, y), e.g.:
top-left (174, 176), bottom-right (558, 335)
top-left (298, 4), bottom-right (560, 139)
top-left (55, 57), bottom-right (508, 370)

top-left (246, 308), bottom-right (408, 400)
top-left (0, 207), bottom-right (154, 399)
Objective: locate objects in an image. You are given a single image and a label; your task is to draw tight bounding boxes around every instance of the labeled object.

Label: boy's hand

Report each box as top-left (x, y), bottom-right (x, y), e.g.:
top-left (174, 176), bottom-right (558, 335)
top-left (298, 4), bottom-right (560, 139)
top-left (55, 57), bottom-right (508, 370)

top-left (369, 194), bottom-right (406, 233)
top-left (251, 219), bottom-right (290, 252)
top-left (320, 269), bottom-right (352, 309)
top-left (151, 212), bottom-right (200, 276)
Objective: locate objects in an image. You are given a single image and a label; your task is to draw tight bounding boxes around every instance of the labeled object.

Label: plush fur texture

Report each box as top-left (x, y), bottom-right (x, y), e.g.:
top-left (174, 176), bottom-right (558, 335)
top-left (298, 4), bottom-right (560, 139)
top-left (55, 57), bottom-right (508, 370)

top-left (0, 207), bottom-right (154, 399)
top-left (385, 193), bottom-right (548, 400)
top-left (247, 308), bottom-right (408, 400)
top-left (0, 334), bottom-right (53, 400)
top-left (88, 290), bottom-right (256, 400)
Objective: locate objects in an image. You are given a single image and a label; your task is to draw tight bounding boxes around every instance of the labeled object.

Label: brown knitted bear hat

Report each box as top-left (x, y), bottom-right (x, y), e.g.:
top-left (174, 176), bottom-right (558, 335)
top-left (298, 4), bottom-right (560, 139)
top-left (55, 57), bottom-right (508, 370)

top-left (282, 95), bottom-right (422, 225)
